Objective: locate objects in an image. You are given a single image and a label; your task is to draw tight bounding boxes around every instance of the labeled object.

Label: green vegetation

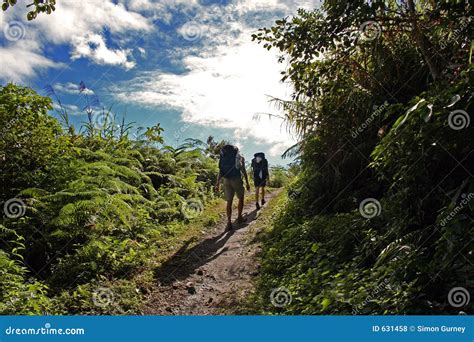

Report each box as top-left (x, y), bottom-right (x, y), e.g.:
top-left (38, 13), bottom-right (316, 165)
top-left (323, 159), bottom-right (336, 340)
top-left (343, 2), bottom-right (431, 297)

top-left (251, 0), bottom-right (473, 314)
top-left (0, 83), bottom-right (223, 314)
top-left (1, 0), bottom-right (472, 317)
top-left (266, 166), bottom-right (291, 188)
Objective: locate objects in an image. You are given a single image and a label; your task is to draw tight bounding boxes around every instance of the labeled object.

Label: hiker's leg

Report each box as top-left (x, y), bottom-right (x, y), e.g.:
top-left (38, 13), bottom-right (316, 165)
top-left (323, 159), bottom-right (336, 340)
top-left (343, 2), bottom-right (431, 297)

top-left (255, 186), bottom-right (260, 203)
top-left (237, 196), bottom-right (244, 218)
top-left (235, 178), bottom-right (245, 220)
top-left (226, 199), bottom-right (233, 224)
top-left (262, 186), bottom-right (265, 200)
top-left (223, 178), bottom-right (235, 224)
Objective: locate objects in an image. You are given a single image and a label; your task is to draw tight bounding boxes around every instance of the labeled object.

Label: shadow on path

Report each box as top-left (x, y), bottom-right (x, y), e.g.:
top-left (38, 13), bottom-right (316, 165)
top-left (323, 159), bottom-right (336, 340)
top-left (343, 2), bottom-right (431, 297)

top-left (153, 208), bottom-right (258, 285)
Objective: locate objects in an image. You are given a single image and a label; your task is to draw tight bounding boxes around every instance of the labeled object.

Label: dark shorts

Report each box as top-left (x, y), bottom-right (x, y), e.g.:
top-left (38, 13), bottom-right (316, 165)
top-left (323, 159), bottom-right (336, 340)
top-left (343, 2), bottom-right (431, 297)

top-left (254, 177), bottom-right (267, 187)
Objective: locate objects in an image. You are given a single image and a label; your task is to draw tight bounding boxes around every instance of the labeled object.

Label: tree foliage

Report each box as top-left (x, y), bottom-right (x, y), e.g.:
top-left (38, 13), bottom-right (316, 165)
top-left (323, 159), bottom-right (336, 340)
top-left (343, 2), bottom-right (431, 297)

top-left (2, 0), bottom-right (57, 20)
top-left (251, 0), bottom-right (473, 314)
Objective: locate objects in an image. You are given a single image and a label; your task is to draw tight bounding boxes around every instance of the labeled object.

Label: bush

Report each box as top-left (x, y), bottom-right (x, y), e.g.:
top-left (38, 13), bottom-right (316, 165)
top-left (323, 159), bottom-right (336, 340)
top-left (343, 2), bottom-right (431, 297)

top-left (267, 166), bottom-right (291, 188)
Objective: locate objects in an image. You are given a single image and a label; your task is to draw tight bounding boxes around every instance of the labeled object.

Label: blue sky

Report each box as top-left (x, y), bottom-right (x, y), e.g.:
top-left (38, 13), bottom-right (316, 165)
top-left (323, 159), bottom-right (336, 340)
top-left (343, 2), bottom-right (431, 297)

top-left (0, 0), bottom-right (322, 165)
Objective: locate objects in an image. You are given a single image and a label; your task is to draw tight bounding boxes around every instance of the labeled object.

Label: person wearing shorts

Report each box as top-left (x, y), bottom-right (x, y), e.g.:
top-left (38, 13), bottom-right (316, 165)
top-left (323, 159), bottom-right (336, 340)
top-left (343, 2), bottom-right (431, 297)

top-left (223, 177), bottom-right (245, 202)
top-left (215, 145), bottom-right (251, 230)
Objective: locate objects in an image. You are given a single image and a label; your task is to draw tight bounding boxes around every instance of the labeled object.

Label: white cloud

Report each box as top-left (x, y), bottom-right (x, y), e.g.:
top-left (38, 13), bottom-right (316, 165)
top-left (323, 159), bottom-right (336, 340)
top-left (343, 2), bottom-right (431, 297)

top-left (0, 0), bottom-right (152, 82)
top-left (53, 102), bottom-right (80, 114)
top-left (0, 40), bottom-right (64, 83)
top-left (32, 1), bottom-right (152, 69)
top-left (54, 82), bottom-right (94, 95)
top-left (71, 33), bottom-right (136, 69)
top-left (33, 1), bottom-right (152, 45)
top-left (112, 33), bottom-right (296, 156)
top-left (234, 0), bottom-right (287, 12)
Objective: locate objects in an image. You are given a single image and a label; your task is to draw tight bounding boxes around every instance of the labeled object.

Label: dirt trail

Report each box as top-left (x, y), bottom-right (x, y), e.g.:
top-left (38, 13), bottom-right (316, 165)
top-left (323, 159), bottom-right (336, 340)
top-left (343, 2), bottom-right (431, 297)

top-left (144, 190), bottom-right (279, 315)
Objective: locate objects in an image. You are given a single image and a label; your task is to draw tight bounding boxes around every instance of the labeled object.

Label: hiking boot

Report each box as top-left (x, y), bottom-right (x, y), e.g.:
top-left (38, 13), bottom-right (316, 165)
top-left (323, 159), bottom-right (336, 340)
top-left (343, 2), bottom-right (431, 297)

top-left (256, 202), bottom-right (261, 210)
top-left (261, 199), bottom-right (266, 206)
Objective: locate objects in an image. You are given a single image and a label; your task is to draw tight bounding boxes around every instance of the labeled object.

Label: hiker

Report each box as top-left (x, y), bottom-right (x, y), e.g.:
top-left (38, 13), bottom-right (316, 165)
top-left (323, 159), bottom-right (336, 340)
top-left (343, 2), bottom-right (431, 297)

top-left (215, 145), bottom-right (251, 230)
top-left (251, 152), bottom-right (269, 210)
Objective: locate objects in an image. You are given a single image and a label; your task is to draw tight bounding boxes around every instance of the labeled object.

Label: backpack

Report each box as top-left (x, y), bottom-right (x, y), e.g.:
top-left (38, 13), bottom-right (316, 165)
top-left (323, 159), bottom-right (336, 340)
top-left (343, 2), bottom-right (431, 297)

top-left (219, 145), bottom-right (242, 178)
top-left (251, 152), bottom-right (268, 179)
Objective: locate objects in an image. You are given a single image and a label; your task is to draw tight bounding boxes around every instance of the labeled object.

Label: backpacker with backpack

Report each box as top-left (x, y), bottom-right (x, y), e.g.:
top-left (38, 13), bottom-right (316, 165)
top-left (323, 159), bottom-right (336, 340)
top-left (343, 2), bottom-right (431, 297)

top-left (219, 145), bottom-right (242, 178)
top-left (251, 152), bottom-right (269, 181)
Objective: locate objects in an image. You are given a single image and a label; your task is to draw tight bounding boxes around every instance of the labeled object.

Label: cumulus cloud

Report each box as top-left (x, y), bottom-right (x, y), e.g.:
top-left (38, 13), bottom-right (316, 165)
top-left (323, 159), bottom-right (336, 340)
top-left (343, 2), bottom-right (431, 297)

top-left (33, 1), bottom-right (152, 45)
top-left (0, 0), bottom-right (152, 82)
top-left (112, 35), bottom-right (296, 156)
top-left (71, 33), bottom-right (136, 69)
top-left (33, 1), bottom-right (152, 69)
top-left (0, 40), bottom-right (64, 83)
